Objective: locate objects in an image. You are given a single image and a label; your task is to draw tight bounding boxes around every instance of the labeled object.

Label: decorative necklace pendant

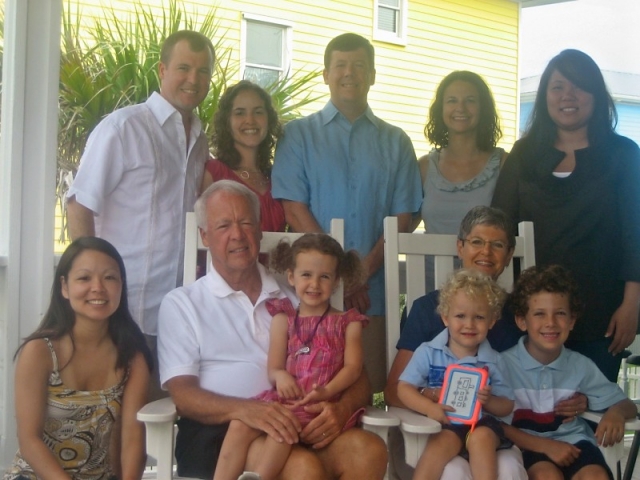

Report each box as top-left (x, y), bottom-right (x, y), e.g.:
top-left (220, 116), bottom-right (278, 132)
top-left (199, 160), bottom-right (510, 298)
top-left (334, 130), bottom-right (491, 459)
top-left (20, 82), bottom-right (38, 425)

top-left (296, 346), bottom-right (310, 356)
top-left (294, 305), bottom-right (330, 357)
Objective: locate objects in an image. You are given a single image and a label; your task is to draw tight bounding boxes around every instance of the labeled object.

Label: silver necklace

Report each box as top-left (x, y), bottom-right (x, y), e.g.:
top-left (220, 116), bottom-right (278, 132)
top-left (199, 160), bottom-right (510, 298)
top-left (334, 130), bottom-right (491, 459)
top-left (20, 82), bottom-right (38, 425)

top-left (294, 304), bottom-right (331, 356)
top-left (235, 169), bottom-right (268, 186)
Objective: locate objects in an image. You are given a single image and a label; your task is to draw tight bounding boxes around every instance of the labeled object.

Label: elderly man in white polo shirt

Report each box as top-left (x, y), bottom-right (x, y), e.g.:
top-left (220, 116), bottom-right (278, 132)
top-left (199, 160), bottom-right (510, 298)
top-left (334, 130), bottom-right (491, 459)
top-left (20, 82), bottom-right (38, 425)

top-left (158, 180), bottom-right (387, 479)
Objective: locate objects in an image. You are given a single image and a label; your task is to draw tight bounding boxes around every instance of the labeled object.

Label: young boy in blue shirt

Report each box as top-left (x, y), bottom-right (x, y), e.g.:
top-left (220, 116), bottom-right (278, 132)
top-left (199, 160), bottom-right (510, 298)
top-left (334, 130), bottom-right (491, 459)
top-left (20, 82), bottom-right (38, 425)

top-left (502, 265), bottom-right (636, 480)
top-left (398, 269), bottom-right (515, 480)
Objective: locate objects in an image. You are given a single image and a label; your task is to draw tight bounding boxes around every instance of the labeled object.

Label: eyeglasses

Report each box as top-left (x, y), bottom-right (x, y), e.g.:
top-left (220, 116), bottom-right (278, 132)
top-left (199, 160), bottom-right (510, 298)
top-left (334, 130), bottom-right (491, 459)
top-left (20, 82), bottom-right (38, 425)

top-left (461, 237), bottom-right (508, 251)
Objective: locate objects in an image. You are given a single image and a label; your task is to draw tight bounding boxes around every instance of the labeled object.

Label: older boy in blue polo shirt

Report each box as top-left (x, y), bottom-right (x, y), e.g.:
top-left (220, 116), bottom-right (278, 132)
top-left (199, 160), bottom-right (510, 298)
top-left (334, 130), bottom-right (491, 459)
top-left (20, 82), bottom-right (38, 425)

top-left (502, 265), bottom-right (636, 480)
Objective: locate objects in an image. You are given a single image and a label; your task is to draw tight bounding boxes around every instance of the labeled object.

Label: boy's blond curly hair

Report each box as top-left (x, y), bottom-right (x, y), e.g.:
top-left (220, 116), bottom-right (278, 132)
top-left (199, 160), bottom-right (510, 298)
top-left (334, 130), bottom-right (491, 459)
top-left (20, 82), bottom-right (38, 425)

top-left (437, 269), bottom-right (506, 319)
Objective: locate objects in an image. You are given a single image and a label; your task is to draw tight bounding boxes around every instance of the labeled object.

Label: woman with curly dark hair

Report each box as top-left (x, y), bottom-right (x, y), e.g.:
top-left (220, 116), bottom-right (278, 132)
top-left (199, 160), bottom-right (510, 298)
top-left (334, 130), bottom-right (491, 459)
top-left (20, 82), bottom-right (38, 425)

top-left (201, 80), bottom-right (285, 231)
top-left (419, 71), bottom-right (505, 289)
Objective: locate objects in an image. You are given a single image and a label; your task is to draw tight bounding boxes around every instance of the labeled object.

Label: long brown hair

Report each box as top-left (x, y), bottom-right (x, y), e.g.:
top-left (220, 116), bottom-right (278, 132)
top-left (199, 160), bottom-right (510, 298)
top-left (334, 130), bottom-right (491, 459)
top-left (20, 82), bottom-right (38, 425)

top-left (15, 237), bottom-right (152, 372)
top-left (425, 70), bottom-right (501, 151)
top-left (212, 81), bottom-right (282, 176)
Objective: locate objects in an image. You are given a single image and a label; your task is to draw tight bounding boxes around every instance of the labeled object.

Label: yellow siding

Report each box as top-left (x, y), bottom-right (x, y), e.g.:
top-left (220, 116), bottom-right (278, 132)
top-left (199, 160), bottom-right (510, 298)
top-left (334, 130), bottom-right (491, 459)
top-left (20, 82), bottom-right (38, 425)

top-left (384, 0), bottom-right (520, 154)
top-left (58, 0), bottom-right (520, 247)
top-left (72, 0), bottom-right (519, 155)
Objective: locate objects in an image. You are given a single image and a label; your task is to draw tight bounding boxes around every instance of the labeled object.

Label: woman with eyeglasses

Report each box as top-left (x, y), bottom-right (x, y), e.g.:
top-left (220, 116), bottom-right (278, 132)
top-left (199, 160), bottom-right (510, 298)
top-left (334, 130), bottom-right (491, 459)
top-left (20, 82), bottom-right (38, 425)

top-left (492, 49), bottom-right (640, 382)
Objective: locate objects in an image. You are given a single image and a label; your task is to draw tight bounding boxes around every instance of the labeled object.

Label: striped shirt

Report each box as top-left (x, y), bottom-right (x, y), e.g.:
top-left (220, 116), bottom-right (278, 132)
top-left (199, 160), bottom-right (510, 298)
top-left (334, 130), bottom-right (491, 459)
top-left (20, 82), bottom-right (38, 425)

top-left (501, 336), bottom-right (627, 446)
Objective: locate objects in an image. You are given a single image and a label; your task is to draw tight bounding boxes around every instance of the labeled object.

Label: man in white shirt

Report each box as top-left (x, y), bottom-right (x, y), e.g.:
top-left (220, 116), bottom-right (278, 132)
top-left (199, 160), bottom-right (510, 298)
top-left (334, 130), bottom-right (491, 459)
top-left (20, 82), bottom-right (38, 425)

top-left (66, 31), bottom-right (215, 397)
top-left (158, 180), bottom-right (387, 479)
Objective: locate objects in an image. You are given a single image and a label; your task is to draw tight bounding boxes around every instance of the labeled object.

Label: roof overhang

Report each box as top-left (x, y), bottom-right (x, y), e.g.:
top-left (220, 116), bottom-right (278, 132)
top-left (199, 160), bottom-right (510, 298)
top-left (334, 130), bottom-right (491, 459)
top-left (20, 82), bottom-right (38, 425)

top-left (512, 0), bottom-right (576, 7)
top-left (521, 71), bottom-right (640, 104)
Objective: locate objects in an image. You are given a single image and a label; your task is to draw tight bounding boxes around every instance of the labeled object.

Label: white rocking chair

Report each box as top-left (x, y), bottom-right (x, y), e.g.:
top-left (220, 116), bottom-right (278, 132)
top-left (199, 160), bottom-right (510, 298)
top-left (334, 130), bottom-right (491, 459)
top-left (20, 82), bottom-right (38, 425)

top-left (137, 213), bottom-right (398, 479)
top-left (378, 216), bottom-right (535, 478)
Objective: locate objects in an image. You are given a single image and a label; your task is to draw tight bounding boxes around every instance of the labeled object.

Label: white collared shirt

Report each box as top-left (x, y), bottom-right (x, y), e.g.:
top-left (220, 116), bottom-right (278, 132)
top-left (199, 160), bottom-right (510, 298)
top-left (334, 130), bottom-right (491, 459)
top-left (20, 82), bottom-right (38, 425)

top-left (158, 263), bottom-right (298, 398)
top-left (67, 92), bottom-right (208, 334)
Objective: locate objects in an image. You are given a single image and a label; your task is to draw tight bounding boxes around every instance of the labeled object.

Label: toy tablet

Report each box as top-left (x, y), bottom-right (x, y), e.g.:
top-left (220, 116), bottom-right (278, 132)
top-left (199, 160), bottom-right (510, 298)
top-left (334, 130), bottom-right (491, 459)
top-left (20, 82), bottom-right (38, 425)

top-left (438, 364), bottom-right (488, 426)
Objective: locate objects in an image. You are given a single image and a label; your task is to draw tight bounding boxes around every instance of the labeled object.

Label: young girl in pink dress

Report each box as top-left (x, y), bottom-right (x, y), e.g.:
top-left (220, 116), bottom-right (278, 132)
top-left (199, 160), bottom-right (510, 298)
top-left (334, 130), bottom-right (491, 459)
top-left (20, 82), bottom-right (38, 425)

top-left (213, 234), bottom-right (368, 480)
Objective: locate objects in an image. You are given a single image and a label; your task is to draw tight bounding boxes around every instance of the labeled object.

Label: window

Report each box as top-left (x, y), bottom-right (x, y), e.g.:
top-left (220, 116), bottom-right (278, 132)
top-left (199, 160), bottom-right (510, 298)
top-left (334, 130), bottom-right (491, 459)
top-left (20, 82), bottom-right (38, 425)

top-left (242, 14), bottom-right (292, 88)
top-left (373, 0), bottom-right (408, 45)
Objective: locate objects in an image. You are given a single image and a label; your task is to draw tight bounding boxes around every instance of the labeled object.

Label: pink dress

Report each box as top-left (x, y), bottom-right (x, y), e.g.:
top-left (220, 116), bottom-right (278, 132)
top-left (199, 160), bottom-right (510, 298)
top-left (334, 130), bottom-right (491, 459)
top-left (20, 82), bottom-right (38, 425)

top-left (205, 158), bottom-right (286, 232)
top-left (257, 298), bottom-right (369, 428)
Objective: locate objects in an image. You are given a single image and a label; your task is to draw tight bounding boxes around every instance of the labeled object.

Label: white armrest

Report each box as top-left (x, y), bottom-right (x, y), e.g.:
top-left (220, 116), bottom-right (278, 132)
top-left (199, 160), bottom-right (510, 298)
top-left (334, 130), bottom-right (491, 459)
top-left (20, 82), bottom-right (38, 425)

top-left (389, 406), bottom-right (441, 468)
top-left (361, 406), bottom-right (401, 459)
top-left (389, 406), bottom-right (441, 434)
top-left (362, 406), bottom-right (402, 427)
top-left (361, 406), bottom-right (401, 446)
top-left (360, 406), bottom-right (401, 480)
top-left (137, 397), bottom-right (178, 480)
top-left (580, 409), bottom-right (640, 476)
top-left (580, 410), bottom-right (640, 430)
top-left (138, 397), bottom-right (178, 423)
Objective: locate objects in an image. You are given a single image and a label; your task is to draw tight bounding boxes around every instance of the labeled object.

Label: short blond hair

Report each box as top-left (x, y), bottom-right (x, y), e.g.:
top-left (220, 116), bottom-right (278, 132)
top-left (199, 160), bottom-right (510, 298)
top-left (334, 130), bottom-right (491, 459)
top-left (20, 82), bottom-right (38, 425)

top-left (437, 269), bottom-right (506, 319)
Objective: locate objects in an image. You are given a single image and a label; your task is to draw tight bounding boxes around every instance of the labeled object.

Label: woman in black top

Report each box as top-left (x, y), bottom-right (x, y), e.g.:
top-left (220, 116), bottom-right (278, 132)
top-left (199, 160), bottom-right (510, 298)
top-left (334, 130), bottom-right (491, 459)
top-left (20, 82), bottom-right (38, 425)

top-left (492, 49), bottom-right (640, 381)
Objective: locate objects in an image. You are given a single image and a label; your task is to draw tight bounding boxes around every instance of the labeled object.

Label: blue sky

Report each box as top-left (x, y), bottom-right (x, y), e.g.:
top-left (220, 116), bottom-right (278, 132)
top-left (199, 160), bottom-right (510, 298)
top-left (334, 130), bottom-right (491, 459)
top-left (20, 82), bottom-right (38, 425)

top-left (520, 0), bottom-right (640, 77)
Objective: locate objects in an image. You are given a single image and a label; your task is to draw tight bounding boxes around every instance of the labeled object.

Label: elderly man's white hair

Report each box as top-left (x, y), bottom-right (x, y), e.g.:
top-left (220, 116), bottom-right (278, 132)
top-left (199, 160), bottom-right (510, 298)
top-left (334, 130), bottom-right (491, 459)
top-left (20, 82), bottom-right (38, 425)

top-left (194, 180), bottom-right (261, 230)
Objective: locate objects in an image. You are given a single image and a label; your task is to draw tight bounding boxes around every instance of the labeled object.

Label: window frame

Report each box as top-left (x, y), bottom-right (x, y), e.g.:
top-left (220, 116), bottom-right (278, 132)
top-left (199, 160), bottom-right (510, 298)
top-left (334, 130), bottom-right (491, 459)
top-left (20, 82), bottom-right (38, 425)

top-left (241, 13), bottom-right (293, 87)
top-left (373, 0), bottom-right (408, 46)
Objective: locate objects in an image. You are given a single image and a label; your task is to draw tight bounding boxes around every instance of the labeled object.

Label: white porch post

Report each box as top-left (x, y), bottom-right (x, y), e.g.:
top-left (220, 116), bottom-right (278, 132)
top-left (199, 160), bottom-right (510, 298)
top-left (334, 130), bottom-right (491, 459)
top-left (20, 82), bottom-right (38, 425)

top-left (0, 0), bottom-right (61, 468)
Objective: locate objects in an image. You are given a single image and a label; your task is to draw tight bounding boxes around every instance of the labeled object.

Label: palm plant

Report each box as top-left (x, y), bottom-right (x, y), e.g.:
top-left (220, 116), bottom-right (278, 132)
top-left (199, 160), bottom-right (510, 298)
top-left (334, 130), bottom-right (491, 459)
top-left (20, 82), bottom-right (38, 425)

top-left (56, 0), bottom-right (321, 242)
top-left (267, 68), bottom-right (322, 124)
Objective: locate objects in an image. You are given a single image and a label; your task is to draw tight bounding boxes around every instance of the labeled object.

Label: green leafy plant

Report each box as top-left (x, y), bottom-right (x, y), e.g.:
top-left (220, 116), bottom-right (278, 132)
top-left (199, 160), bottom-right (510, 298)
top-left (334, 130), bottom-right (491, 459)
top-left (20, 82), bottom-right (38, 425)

top-left (55, 0), bottom-right (321, 243)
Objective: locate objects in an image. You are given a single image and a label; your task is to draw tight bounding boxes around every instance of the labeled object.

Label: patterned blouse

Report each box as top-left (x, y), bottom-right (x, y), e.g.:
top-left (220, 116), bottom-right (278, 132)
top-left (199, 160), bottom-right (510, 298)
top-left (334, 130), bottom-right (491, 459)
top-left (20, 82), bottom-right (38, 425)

top-left (4, 338), bottom-right (128, 480)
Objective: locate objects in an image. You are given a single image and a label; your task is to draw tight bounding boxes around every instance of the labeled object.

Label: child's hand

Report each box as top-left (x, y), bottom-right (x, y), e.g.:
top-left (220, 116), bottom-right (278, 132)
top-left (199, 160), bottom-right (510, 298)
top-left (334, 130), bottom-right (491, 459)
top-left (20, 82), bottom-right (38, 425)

top-left (540, 438), bottom-right (581, 467)
top-left (477, 385), bottom-right (492, 405)
top-left (274, 371), bottom-right (304, 400)
top-left (431, 387), bottom-right (442, 401)
top-left (425, 401), bottom-right (455, 425)
top-left (291, 384), bottom-right (331, 407)
top-left (596, 409), bottom-right (626, 447)
top-left (478, 387), bottom-right (514, 417)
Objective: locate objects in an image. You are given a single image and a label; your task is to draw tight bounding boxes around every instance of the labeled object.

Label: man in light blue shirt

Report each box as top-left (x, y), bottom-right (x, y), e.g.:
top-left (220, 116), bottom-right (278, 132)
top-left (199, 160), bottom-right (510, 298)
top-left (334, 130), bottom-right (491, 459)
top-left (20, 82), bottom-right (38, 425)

top-left (272, 32), bottom-right (422, 391)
